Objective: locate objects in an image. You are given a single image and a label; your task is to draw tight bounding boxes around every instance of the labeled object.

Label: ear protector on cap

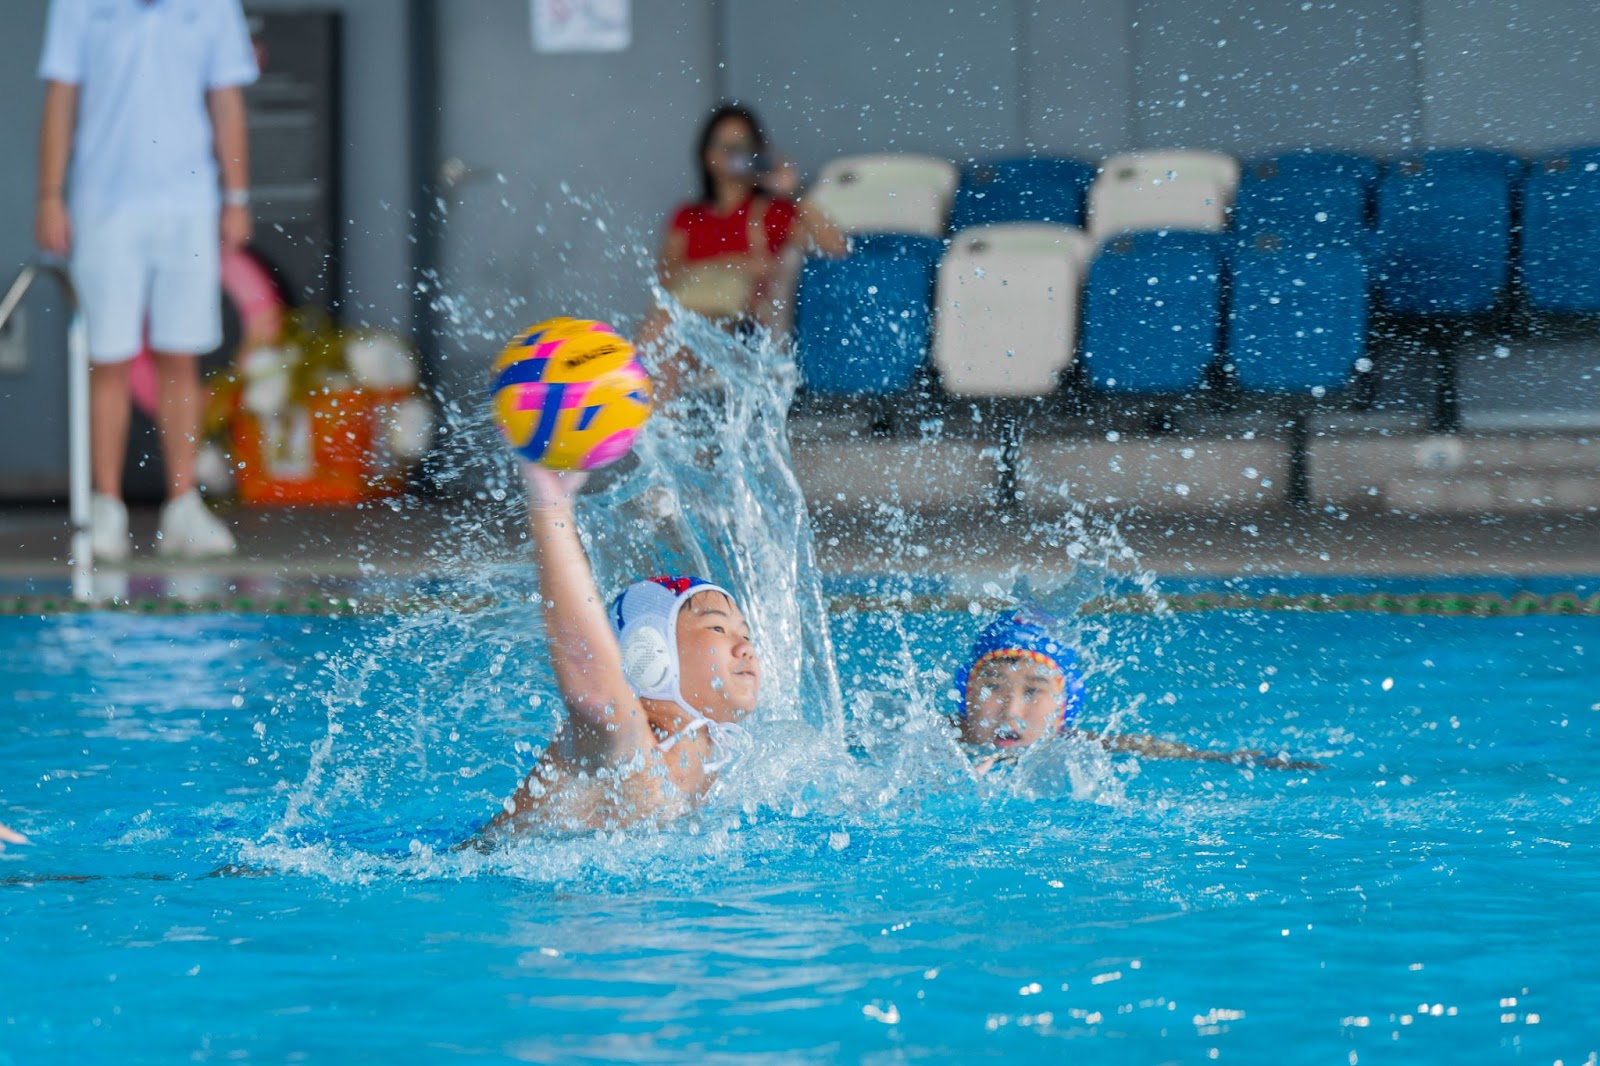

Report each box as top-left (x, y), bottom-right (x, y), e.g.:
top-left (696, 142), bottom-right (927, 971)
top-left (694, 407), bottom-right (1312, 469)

top-left (619, 625), bottom-right (674, 694)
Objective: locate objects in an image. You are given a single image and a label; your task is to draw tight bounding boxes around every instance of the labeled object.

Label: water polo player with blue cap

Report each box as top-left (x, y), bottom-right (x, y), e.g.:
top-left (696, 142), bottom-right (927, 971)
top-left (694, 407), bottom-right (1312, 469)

top-left (952, 611), bottom-right (1324, 771)
top-left (481, 461), bottom-right (759, 838)
top-left (953, 612), bottom-right (1087, 750)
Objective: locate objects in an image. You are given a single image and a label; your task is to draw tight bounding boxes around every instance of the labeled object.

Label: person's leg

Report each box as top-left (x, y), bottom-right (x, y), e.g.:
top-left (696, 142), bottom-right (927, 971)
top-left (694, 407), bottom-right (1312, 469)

top-left (71, 213), bottom-right (150, 500)
top-left (150, 350), bottom-right (201, 498)
top-left (90, 361), bottom-right (133, 497)
top-left (71, 213), bottom-right (151, 562)
top-left (636, 303), bottom-right (701, 403)
top-left (147, 212), bottom-right (222, 502)
top-left (148, 212), bottom-right (234, 556)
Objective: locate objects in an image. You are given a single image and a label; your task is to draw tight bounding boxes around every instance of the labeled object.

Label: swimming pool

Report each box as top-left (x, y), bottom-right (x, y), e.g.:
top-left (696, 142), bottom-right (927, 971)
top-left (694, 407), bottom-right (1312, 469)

top-left (3, 590), bottom-right (1596, 1063)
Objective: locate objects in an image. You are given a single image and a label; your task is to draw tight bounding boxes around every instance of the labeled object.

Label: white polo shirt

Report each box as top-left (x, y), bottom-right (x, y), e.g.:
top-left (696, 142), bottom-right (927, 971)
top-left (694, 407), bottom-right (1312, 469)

top-left (39, 0), bottom-right (258, 221)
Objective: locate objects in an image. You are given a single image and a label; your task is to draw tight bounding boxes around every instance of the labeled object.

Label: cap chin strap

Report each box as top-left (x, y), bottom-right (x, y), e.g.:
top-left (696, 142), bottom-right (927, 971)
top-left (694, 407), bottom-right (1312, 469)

top-left (656, 699), bottom-right (745, 773)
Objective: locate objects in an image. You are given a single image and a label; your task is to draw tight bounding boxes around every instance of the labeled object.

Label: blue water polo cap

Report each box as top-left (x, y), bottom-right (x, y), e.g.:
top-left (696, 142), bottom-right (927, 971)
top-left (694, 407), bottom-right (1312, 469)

top-left (952, 612), bottom-right (1086, 725)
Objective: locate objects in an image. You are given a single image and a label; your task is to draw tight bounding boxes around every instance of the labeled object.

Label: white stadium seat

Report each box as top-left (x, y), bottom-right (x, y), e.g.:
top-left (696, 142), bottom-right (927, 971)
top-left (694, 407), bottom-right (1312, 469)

top-left (1087, 150), bottom-right (1239, 240)
top-left (1088, 168), bottom-right (1227, 240)
top-left (810, 154), bottom-right (960, 237)
top-left (1100, 150), bottom-right (1241, 199)
top-left (932, 223), bottom-right (1095, 397)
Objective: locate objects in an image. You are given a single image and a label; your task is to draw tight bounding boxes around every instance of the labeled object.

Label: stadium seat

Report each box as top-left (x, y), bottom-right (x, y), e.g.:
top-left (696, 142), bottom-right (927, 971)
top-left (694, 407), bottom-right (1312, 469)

top-left (1088, 152), bottom-right (1237, 241)
top-left (1079, 230), bottom-right (1225, 393)
top-left (1522, 155), bottom-right (1600, 312)
top-left (1227, 240), bottom-right (1368, 393)
top-left (1555, 146), bottom-right (1600, 173)
top-left (1100, 150), bottom-right (1241, 199)
top-left (1421, 148), bottom-right (1526, 186)
top-left (964, 156), bottom-right (1098, 190)
top-left (947, 156), bottom-right (1095, 230)
top-left (793, 234), bottom-right (944, 396)
top-left (1374, 162), bottom-right (1512, 315)
top-left (931, 223), bottom-right (1095, 397)
top-left (1248, 150), bottom-right (1380, 191)
top-left (1232, 171), bottom-right (1369, 252)
top-left (810, 154), bottom-right (959, 238)
top-left (1087, 167), bottom-right (1229, 241)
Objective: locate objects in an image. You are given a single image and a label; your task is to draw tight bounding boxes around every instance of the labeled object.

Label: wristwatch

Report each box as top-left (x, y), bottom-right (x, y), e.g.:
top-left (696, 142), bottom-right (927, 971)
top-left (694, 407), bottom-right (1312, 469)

top-left (223, 189), bottom-right (251, 208)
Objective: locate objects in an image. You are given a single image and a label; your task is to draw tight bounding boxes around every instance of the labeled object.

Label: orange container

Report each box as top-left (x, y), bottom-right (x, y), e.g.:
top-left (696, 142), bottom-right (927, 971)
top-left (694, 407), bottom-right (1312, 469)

top-left (231, 387), bottom-right (412, 506)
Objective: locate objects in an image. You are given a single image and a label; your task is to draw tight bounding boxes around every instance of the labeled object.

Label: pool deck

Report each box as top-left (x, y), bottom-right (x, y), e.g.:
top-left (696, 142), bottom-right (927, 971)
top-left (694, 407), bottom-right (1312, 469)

top-left (2, 495), bottom-right (1596, 601)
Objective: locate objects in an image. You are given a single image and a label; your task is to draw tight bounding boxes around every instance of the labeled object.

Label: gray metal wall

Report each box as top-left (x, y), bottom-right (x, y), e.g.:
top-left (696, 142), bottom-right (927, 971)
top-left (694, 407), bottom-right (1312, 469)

top-left (0, 2), bottom-right (66, 498)
top-left (3, 0), bottom-right (1599, 497)
top-left (427, 0), bottom-right (717, 405)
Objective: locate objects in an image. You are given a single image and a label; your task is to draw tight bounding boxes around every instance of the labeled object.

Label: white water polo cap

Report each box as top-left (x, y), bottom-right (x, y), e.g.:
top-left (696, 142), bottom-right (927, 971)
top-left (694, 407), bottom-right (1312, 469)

top-left (611, 575), bottom-right (737, 709)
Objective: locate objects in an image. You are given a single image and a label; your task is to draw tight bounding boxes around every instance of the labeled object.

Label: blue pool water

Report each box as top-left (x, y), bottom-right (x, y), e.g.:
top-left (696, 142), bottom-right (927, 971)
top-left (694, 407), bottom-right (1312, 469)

top-left (3, 598), bottom-right (1597, 1063)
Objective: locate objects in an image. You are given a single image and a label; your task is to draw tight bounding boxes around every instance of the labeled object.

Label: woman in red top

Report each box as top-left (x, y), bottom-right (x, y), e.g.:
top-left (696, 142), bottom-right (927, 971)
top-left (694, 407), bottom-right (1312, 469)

top-left (642, 105), bottom-right (846, 393)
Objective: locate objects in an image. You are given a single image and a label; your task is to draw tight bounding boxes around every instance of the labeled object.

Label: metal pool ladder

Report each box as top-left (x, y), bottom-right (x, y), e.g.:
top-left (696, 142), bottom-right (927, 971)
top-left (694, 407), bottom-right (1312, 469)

top-left (0, 258), bottom-right (92, 599)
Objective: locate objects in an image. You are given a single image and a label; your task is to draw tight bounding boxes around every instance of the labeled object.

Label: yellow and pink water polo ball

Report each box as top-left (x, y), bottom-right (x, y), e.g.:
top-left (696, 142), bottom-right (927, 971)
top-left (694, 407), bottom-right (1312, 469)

top-left (489, 318), bottom-right (654, 471)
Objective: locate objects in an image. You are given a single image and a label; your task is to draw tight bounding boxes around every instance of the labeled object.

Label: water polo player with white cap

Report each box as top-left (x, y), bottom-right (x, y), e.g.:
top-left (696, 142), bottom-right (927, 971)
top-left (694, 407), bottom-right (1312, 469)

top-left (481, 464), bottom-right (759, 838)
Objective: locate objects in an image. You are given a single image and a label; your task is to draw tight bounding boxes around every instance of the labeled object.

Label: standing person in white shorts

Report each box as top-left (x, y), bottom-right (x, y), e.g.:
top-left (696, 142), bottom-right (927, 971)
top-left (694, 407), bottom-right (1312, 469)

top-left (34, 0), bottom-right (259, 560)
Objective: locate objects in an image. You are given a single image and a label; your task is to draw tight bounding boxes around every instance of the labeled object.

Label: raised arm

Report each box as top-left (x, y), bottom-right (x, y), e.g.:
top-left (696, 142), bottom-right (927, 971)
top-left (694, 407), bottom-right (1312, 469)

top-left (523, 465), bottom-right (655, 764)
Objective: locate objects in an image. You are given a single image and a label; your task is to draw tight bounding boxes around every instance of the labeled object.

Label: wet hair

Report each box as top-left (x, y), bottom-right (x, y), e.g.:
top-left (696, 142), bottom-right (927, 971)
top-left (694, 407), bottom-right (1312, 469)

top-left (696, 104), bottom-right (768, 204)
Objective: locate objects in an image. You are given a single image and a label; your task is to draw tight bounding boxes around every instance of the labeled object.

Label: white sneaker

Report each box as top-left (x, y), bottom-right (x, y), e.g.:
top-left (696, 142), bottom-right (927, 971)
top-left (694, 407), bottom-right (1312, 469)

top-left (90, 492), bottom-right (131, 562)
top-left (156, 490), bottom-right (237, 558)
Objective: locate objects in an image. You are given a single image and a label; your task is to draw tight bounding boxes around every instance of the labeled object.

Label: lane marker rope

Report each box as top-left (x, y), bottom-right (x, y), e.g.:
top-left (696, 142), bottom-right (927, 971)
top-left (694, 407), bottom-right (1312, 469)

top-left (3, 590), bottom-right (1597, 617)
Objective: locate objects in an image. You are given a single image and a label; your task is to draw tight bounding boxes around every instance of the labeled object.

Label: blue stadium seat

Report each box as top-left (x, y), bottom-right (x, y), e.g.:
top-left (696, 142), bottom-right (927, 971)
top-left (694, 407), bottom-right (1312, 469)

top-left (793, 234), bottom-right (944, 396)
top-left (1232, 172), bottom-right (1369, 252)
top-left (1421, 148), bottom-right (1526, 187)
top-left (962, 157), bottom-right (1097, 191)
top-left (949, 157), bottom-right (1094, 231)
top-left (1227, 242), bottom-right (1368, 393)
top-left (1374, 164), bottom-right (1512, 316)
top-left (1079, 231), bottom-right (1225, 393)
top-left (850, 232), bottom-right (946, 260)
top-left (1249, 150), bottom-right (1380, 191)
top-left (1522, 157), bottom-right (1600, 312)
top-left (1555, 146), bottom-right (1600, 173)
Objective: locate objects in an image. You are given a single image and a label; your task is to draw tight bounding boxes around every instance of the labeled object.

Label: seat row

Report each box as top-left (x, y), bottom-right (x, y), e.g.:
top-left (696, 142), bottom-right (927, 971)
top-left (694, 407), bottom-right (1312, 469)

top-left (793, 226), bottom-right (1366, 399)
top-left (805, 146), bottom-right (1600, 318)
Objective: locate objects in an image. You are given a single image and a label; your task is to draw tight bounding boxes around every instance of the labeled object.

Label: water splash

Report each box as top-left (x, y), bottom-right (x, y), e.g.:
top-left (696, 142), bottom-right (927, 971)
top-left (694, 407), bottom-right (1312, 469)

top-left (582, 305), bottom-right (844, 734)
top-left (253, 188), bottom-right (1173, 876)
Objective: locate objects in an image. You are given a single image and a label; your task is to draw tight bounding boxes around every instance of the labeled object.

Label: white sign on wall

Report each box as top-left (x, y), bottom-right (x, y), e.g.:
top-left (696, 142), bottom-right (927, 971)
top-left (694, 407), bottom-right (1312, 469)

top-left (531, 0), bottom-right (631, 54)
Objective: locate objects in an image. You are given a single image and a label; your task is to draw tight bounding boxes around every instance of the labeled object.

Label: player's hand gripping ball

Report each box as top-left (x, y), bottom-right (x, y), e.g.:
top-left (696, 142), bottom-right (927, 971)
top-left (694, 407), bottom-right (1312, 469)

top-left (489, 318), bottom-right (654, 471)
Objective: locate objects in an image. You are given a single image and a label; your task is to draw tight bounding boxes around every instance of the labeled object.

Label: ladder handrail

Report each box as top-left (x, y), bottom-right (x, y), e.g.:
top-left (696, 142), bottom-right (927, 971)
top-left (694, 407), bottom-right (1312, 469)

top-left (4, 256), bottom-right (91, 599)
top-left (0, 257), bottom-right (77, 329)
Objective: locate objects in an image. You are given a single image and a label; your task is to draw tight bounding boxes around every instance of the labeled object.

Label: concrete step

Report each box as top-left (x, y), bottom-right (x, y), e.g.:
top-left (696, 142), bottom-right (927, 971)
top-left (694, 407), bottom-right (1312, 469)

top-left (1309, 431), bottom-right (1600, 513)
top-left (1017, 435), bottom-right (1290, 511)
top-left (793, 429), bottom-right (1599, 515)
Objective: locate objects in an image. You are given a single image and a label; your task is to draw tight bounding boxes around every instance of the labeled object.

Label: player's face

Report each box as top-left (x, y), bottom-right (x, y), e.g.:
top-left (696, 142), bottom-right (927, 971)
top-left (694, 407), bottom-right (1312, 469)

top-left (960, 658), bottom-right (1064, 748)
top-left (675, 591), bottom-right (759, 722)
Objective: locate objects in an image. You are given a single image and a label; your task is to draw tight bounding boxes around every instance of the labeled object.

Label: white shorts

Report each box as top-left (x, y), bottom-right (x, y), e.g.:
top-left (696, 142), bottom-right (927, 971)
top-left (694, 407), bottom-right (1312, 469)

top-left (71, 211), bottom-right (222, 364)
